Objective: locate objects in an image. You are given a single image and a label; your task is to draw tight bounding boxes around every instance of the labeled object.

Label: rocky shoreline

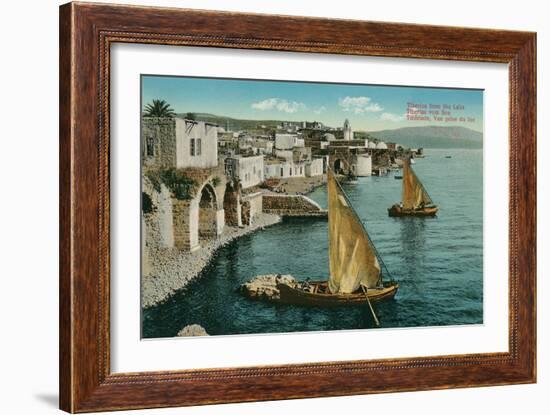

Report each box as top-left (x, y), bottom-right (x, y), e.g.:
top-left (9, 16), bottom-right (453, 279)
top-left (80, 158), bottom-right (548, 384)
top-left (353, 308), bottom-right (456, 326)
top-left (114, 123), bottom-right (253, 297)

top-left (142, 212), bottom-right (282, 308)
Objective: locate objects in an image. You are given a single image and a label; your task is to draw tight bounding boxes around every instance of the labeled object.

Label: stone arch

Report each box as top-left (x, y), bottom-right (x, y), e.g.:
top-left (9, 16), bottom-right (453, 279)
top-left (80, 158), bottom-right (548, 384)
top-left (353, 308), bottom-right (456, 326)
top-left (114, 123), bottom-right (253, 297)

top-left (198, 183), bottom-right (218, 241)
top-left (333, 158), bottom-right (345, 174)
top-left (223, 179), bottom-right (242, 227)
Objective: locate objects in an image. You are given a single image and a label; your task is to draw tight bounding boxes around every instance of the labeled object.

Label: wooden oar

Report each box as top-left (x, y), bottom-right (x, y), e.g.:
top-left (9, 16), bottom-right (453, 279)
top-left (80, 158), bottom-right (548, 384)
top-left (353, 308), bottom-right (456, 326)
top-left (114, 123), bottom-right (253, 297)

top-left (361, 285), bottom-right (380, 327)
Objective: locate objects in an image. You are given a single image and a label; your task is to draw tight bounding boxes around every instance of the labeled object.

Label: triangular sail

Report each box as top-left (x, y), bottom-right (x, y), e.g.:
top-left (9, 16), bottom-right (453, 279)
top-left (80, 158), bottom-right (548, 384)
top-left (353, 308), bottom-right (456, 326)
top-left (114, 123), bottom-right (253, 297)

top-left (328, 170), bottom-right (381, 293)
top-left (402, 158), bottom-right (433, 209)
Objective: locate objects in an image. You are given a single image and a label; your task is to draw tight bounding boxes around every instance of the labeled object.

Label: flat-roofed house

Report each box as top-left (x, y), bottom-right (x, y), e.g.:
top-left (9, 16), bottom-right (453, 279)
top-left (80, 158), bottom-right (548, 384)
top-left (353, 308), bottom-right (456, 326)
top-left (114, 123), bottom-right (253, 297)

top-left (142, 117), bottom-right (218, 169)
top-left (225, 155), bottom-right (265, 189)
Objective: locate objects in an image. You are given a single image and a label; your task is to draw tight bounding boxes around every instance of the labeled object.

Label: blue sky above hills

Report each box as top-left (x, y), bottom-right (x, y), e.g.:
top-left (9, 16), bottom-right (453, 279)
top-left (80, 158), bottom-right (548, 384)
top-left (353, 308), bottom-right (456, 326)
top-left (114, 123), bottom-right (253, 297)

top-left (142, 75), bottom-right (483, 132)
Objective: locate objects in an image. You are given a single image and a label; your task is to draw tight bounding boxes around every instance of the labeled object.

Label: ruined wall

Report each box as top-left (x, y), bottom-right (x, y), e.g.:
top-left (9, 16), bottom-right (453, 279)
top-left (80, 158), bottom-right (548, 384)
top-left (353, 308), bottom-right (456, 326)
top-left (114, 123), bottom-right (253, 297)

top-left (242, 192), bottom-right (263, 225)
top-left (142, 118), bottom-right (177, 169)
top-left (142, 166), bottom-right (227, 252)
top-left (142, 177), bottom-right (174, 250)
top-left (223, 180), bottom-right (242, 227)
top-left (141, 214), bottom-right (150, 276)
top-left (262, 194), bottom-right (326, 217)
top-left (172, 199), bottom-right (199, 251)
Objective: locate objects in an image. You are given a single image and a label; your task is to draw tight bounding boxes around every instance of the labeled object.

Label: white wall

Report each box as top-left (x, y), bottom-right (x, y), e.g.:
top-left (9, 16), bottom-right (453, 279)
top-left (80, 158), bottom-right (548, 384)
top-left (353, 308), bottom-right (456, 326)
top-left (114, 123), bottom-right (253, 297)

top-left (176, 119), bottom-right (218, 169)
top-left (306, 158), bottom-right (324, 177)
top-left (275, 133), bottom-right (298, 149)
top-left (0, 1), bottom-right (547, 415)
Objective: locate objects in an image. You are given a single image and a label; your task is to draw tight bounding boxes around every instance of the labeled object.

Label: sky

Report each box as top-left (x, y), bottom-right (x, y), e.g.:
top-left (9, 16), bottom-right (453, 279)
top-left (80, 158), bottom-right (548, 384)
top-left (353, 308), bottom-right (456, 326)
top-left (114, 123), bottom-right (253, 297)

top-left (142, 75), bottom-right (484, 132)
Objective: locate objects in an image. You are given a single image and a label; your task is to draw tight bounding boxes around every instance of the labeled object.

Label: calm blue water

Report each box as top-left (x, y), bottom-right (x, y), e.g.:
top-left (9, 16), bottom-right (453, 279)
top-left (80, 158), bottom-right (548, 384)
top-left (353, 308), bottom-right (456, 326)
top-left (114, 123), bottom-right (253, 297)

top-left (142, 148), bottom-right (483, 338)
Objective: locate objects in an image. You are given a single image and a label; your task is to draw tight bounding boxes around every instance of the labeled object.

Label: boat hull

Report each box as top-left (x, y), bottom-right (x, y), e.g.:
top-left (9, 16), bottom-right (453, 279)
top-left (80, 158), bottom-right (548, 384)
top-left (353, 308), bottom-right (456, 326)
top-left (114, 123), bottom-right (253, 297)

top-left (388, 204), bottom-right (438, 217)
top-left (276, 281), bottom-right (399, 307)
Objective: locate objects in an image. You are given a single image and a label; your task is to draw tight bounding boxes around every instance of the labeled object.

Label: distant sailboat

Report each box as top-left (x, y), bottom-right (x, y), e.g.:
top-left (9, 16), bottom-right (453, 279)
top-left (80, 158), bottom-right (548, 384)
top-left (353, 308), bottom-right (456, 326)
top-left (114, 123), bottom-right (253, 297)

top-left (276, 169), bottom-right (399, 306)
top-left (388, 157), bottom-right (438, 217)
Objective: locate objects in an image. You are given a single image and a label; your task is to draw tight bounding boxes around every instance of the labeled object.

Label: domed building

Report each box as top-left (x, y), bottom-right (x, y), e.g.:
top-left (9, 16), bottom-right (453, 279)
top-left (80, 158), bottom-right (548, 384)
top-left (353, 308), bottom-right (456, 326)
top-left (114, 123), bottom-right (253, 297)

top-left (322, 132), bottom-right (336, 142)
top-left (376, 141), bottom-right (388, 150)
top-left (368, 141), bottom-right (377, 149)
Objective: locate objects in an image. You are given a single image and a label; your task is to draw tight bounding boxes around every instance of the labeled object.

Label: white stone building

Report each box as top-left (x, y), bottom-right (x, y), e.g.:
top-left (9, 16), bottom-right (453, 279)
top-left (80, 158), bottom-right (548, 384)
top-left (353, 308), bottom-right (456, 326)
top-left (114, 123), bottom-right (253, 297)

top-left (275, 133), bottom-right (304, 150)
top-left (142, 117), bottom-right (218, 169)
top-left (224, 155), bottom-right (265, 189)
top-left (250, 138), bottom-right (274, 155)
top-left (343, 119), bottom-right (353, 141)
top-left (264, 158), bottom-right (306, 179)
top-left (305, 158), bottom-right (324, 177)
top-left (355, 154), bottom-right (373, 176)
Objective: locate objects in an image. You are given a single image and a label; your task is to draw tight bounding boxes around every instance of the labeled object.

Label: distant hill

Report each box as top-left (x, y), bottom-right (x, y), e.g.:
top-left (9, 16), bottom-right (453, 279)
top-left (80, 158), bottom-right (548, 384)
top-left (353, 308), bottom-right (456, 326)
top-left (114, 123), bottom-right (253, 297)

top-left (368, 126), bottom-right (483, 149)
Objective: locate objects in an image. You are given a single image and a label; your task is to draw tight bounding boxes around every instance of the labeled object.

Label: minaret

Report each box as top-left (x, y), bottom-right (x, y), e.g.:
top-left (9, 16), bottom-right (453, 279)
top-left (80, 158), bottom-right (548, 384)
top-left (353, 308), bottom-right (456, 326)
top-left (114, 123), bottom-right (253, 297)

top-left (343, 118), bottom-right (353, 141)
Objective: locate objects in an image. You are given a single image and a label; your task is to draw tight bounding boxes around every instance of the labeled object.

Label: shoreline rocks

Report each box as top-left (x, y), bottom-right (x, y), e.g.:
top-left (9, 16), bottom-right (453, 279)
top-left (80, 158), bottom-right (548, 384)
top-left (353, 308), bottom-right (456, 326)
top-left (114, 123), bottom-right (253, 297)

top-left (177, 324), bottom-right (209, 337)
top-left (141, 212), bottom-right (282, 308)
top-left (240, 274), bottom-right (296, 301)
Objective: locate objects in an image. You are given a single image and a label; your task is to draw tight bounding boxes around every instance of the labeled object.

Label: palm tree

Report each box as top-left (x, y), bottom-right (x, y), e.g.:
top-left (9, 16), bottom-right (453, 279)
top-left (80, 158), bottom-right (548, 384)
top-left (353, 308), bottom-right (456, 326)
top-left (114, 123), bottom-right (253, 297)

top-left (143, 99), bottom-right (176, 118)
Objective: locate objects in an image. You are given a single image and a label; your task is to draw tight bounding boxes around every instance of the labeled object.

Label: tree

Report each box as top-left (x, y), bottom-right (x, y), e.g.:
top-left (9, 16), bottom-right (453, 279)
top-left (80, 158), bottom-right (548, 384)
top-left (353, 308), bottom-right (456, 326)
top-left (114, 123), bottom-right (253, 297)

top-left (143, 99), bottom-right (176, 118)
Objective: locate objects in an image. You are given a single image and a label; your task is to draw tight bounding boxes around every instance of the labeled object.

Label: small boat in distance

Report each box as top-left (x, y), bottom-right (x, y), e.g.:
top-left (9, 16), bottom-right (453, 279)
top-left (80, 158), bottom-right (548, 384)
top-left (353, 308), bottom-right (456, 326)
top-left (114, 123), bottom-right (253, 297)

top-left (445, 155), bottom-right (452, 159)
top-left (388, 157), bottom-right (438, 217)
top-left (276, 169), bottom-right (399, 307)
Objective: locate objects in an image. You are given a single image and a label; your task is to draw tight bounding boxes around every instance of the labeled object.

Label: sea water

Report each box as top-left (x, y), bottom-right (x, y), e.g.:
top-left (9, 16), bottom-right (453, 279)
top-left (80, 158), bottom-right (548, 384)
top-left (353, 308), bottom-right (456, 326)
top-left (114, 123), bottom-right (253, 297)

top-left (142, 148), bottom-right (483, 338)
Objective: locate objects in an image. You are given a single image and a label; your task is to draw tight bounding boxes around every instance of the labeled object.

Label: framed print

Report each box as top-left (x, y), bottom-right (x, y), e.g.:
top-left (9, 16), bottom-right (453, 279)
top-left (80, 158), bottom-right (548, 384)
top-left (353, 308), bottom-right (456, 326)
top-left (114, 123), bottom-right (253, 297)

top-left (59, 2), bottom-right (536, 412)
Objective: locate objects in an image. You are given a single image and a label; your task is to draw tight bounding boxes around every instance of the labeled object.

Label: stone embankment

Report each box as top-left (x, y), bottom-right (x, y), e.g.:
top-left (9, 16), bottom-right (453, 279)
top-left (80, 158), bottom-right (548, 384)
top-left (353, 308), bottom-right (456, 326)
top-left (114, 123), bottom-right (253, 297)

top-left (262, 194), bottom-right (327, 217)
top-left (142, 213), bottom-right (281, 308)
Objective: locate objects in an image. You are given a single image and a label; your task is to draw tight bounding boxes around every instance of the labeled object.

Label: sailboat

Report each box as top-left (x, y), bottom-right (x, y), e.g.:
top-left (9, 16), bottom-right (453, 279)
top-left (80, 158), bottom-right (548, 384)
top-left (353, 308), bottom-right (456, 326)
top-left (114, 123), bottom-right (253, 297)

top-left (388, 157), bottom-right (438, 217)
top-left (276, 169), bottom-right (399, 306)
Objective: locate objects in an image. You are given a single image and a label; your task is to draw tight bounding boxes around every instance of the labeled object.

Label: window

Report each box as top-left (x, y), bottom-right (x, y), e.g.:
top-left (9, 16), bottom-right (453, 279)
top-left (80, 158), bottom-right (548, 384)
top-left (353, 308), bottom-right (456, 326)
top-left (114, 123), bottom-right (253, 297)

top-left (290, 167), bottom-right (293, 176)
top-left (146, 137), bottom-right (155, 157)
top-left (280, 167), bottom-right (283, 176)
top-left (300, 166), bottom-right (303, 175)
top-left (190, 138), bottom-right (195, 156)
top-left (196, 138), bottom-right (202, 156)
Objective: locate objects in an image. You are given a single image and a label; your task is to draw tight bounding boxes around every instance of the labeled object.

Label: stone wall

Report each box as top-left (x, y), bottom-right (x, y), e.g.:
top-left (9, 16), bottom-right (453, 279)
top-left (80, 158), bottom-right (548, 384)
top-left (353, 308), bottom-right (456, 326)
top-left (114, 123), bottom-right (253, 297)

top-left (242, 192), bottom-right (263, 225)
top-left (223, 180), bottom-right (242, 227)
top-left (172, 199), bottom-right (199, 251)
top-left (262, 194), bottom-right (327, 217)
top-left (142, 166), bottom-right (227, 253)
top-left (142, 118), bottom-right (177, 169)
top-left (142, 177), bottom-right (174, 250)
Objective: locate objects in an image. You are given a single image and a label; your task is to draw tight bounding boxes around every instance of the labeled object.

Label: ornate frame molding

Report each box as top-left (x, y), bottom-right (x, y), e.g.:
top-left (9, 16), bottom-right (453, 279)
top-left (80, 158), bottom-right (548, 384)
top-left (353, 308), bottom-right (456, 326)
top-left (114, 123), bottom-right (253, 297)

top-left (60, 2), bottom-right (536, 412)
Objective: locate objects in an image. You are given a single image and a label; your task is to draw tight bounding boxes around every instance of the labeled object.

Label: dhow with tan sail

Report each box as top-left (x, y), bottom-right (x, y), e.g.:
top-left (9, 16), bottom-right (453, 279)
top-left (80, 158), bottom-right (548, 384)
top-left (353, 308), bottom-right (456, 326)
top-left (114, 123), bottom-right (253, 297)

top-left (388, 157), bottom-right (438, 217)
top-left (275, 169), bottom-right (399, 307)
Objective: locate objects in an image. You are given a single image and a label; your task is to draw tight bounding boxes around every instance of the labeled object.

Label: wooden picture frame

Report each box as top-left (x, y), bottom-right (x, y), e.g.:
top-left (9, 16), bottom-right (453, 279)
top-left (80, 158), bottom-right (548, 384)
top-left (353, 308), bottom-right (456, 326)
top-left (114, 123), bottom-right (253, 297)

top-left (59, 2), bottom-right (536, 412)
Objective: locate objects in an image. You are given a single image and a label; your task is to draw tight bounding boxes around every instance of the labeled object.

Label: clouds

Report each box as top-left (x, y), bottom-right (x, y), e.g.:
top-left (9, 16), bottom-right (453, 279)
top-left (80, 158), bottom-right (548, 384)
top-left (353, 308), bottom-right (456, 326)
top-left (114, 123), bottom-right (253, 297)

top-left (250, 95), bottom-right (394, 123)
top-left (380, 112), bottom-right (406, 122)
top-left (338, 96), bottom-right (383, 114)
top-left (251, 98), bottom-right (306, 113)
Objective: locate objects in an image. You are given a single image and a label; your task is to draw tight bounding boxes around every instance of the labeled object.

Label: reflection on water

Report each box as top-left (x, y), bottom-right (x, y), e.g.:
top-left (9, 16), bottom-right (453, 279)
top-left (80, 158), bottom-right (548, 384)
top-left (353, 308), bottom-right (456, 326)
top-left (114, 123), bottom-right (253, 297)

top-left (143, 149), bottom-right (483, 338)
top-left (399, 218), bottom-right (427, 292)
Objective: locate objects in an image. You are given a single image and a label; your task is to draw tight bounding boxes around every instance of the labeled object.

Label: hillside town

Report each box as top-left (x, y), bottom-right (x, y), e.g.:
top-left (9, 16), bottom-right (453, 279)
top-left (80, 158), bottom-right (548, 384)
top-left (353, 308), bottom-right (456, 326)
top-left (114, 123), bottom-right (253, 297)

top-left (141, 107), bottom-right (417, 307)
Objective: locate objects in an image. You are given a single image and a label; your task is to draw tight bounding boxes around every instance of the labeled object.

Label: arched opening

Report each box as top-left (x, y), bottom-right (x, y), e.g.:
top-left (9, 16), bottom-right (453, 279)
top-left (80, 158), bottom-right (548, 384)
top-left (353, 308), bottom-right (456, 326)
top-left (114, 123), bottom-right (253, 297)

top-left (198, 184), bottom-right (218, 241)
top-left (334, 159), bottom-right (345, 175)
